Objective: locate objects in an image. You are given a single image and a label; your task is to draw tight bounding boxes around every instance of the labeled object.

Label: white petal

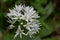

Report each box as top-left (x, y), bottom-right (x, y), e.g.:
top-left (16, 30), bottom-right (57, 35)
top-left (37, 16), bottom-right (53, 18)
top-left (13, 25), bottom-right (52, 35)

top-left (14, 32), bottom-right (19, 39)
top-left (20, 34), bottom-right (22, 38)
top-left (26, 27), bottom-right (31, 31)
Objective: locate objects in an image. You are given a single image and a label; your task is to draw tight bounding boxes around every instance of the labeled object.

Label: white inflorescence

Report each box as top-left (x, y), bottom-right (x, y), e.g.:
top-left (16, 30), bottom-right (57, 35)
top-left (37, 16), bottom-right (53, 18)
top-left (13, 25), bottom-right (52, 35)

top-left (7, 4), bottom-right (41, 38)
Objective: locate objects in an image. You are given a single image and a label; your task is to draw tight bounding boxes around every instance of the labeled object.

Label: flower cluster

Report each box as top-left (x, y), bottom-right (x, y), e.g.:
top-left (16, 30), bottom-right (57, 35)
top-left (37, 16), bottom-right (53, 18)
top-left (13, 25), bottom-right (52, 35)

top-left (7, 4), bottom-right (41, 38)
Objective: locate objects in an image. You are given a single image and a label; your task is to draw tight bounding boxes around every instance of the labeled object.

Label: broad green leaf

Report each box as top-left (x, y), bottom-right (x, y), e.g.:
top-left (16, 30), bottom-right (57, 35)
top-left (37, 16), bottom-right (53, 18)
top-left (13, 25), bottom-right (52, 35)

top-left (38, 22), bottom-right (53, 37)
top-left (40, 2), bottom-right (55, 21)
top-left (44, 2), bottom-right (55, 20)
top-left (37, 18), bottom-right (54, 38)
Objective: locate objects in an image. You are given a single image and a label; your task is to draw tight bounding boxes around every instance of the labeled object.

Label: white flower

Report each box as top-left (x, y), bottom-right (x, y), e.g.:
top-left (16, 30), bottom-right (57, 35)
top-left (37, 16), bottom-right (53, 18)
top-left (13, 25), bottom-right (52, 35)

top-left (20, 6), bottom-right (40, 22)
top-left (14, 26), bottom-right (26, 39)
top-left (7, 4), bottom-right (41, 38)
top-left (27, 30), bottom-right (36, 37)
top-left (14, 5), bottom-right (23, 12)
top-left (7, 18), bottom-right (17, 29)
top-left (23, 21), bottom-right (40, 37)
top-left (7, 5), bottom-right (23, 20)
top-left (7, 18), bottom-right (17, 24)
top-left (7, 9), bottom-right (23, 20)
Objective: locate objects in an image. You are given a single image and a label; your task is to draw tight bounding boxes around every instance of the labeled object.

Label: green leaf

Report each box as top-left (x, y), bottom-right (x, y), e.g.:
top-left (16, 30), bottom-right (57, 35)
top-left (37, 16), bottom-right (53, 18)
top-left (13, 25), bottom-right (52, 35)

top-left (39, 22), bottom-right (53, 37)
top-left (40, 2), bottom-right (55, 21)
top-left (38, 18), bottom-right (54, 38)
top-left (44, 2), bottom-right (55, 19)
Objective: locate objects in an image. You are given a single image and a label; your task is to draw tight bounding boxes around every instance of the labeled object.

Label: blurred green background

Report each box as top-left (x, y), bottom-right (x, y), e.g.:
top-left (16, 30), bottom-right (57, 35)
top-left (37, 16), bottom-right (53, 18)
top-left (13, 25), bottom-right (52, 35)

top-left (0, 0), bottom-right (60, 40)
